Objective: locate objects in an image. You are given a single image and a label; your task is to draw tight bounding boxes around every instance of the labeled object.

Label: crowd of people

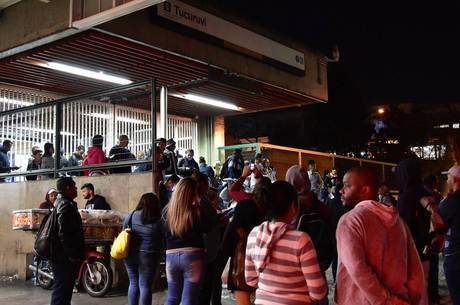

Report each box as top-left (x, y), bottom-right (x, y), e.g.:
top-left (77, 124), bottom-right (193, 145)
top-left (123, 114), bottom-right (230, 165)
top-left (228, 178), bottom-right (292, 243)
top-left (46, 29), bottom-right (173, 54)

top-left (0, 135), bottom-right (137, 181)
top-left (1, 136), bottom-right (256, 183)
top-left (43, 146), bottom-right (460, 305)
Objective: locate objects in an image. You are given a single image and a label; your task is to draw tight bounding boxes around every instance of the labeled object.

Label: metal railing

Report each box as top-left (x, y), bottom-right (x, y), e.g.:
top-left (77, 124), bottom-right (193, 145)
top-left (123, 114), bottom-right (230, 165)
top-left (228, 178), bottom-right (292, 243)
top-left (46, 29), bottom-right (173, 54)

top-left (0, 79), bottom-right (161, 191)
top-left (218, 142), bottom-right (398, 187)
top-left (0, 159), bottom-right (153, 179)
top-left (0, 81), bottom-right (197, 179)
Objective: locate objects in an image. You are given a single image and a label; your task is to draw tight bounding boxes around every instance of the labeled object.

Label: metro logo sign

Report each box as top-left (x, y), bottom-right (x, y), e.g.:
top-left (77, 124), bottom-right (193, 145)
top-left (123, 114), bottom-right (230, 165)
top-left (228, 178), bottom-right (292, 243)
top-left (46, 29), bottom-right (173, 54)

top-left (158, 0), bottom-right (305, 74)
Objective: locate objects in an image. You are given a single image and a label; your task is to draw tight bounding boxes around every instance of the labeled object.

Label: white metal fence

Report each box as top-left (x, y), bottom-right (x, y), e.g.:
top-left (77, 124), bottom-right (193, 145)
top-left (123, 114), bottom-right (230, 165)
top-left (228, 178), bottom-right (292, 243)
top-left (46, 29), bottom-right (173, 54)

top-left (0, 86), bottom-right (197, 178)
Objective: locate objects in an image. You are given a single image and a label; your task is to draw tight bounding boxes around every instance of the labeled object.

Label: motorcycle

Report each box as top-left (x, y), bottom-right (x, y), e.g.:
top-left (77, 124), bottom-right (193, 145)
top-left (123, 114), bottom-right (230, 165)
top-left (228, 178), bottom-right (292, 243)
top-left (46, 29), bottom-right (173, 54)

top-left (30, 247), bottom-right (113, 297)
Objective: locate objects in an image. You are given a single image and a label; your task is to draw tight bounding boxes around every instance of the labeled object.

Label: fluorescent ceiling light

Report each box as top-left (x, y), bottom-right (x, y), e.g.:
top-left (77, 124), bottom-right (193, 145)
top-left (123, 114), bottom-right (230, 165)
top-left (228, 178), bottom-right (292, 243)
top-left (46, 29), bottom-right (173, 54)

top-left (1, 98), bottom-right (34, 107)
top-left (117, 117), bottom-right (149, 125)
top-left (84, 113), bottom-right (148, 124)
top-left (16, 127), bottom-right (75, 136)
top-left (85, 113), bottom-right (111, 119)
top-left (37, 61), bottom-right (132, 85)
top-left (169, 93), bottom-right (241, 111)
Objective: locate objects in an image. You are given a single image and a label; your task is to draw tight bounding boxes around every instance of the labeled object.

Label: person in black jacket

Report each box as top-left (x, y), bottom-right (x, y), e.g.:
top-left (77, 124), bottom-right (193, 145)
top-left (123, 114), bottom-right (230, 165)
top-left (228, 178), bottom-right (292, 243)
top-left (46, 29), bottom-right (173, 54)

top-left (81, 183), bottom-right (111, 210)
top-left (109, 135), bottom-right (135, 174)
top-left (50, 177), bottom-right (84, 305)
top-left (395, 157), bottom-right (431, 262)
top-left (163, 139), bottom-right (179, 176)
top-left (177, 149), bottom-right (199, 177)
top-left (439, 166), bottom-right (460, 305)
top-left (220, 176), bottom-right (271, 305)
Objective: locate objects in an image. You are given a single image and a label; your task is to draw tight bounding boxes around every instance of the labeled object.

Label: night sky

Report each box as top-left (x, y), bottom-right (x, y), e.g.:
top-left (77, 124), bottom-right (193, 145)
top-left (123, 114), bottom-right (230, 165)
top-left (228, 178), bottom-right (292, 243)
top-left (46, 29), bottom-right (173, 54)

top-left (222, 1), bottom-right (460, 105)
top-left (220, 1), bottom-right (460, 156)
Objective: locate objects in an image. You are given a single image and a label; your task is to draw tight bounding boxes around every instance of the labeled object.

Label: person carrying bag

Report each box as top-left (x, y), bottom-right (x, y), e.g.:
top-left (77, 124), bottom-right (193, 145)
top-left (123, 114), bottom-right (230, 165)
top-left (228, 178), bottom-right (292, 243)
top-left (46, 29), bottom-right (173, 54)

top-left (111, 212), bottom-right (134, 260)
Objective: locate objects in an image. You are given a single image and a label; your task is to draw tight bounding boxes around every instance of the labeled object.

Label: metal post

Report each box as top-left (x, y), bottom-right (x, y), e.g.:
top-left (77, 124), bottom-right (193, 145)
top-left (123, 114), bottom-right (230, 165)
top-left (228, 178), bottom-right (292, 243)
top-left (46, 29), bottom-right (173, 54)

top-left (54, 103), bottom-right (62, 178)
top-left (160, 86), bottom-right (168, 138)
top-left (151, 79), bottom-right (158, 194)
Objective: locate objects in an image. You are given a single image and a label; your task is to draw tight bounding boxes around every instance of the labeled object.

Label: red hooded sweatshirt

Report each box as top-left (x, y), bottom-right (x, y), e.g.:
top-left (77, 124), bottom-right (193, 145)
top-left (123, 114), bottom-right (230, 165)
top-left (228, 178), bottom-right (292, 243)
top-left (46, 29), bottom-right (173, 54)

top-left (82, 146), bottom-right (106, 175)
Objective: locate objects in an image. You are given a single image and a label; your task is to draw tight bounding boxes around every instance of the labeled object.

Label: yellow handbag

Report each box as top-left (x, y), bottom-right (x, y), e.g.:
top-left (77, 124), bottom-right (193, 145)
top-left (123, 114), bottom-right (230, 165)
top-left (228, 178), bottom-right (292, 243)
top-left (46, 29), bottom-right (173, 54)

top-left (110, 212), bottom-right (134, 260)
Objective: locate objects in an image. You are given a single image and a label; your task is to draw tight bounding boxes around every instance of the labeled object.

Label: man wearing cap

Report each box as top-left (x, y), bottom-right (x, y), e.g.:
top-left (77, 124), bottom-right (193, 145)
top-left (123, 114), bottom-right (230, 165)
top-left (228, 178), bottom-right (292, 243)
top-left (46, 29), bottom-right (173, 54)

top-left (0, 140), bottom-right (20, 182)
top-left (154, 138), bottom-right (168, 181)
top-left (439, 165), bottom-right (460, 305)
top-left (39, 189), bottom-right (58, 209)
top-left (27, 145), bottom-right (40, 164)
top-left (26, 147), bottom-right (43, 181)
top-left (163, 138), bottom-right (178, 176)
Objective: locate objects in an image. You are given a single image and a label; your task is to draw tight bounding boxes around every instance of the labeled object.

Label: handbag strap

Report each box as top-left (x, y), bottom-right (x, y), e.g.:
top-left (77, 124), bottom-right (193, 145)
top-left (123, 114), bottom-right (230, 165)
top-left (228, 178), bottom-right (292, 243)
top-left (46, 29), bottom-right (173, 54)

top-left (125, 211), bottom-right (135, 229)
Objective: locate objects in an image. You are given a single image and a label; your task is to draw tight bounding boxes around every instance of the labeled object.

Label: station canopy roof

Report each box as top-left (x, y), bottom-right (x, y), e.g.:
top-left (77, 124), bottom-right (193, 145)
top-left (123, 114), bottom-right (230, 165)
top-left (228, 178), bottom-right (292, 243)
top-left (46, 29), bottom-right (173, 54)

top-left (0, 30), bottom-right (320, 117)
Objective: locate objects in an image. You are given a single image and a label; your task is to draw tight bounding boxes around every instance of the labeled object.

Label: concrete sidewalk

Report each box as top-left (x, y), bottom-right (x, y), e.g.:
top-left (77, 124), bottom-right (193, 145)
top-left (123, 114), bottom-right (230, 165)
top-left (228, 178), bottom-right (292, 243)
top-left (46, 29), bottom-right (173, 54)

top-left (0, 279), bottom-right (237, 305)
top-left (0, 265), bottom-right (453, 305)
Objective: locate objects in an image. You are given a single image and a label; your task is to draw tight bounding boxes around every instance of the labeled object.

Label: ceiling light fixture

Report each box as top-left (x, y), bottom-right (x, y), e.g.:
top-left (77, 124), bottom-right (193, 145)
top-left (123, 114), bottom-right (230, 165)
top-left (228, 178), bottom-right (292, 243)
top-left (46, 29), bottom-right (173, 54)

top-left (1, 98), bottom-right (34, 107)
top-left (117, 117), bottom-right (149, 125)
top-left (16, 127), bottom-right (75, 136)
top-left (84, 114), bottom-right (148, 124)
top-left (85, 113), bottom-right (111, 119)
top-left (169, 93), bottom-right (241, 111)
top-left (37, 61), bottom-right (132, 85)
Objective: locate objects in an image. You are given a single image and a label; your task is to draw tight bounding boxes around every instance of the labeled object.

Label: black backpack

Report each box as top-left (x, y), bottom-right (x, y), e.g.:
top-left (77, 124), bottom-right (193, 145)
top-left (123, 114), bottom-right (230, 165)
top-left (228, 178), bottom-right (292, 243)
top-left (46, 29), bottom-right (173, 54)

top-left (296, 212), bottom-right (334, 272)
top-left (220, 157), bottom-right (229, 179)
top-left (34, 209), bottom-right (57, 260)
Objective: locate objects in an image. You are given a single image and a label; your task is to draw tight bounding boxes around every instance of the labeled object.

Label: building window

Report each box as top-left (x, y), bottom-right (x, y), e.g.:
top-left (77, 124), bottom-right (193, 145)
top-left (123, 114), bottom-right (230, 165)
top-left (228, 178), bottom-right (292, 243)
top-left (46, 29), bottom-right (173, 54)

top-left (410, 145), bottom-right (447, 160)
top-left (434, 124), bottom-right (450, 129)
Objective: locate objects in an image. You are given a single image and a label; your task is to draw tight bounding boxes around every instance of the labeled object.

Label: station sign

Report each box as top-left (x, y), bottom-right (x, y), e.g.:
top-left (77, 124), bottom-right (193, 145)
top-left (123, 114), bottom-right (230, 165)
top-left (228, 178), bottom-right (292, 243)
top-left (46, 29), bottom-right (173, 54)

top-left (157, 0), bottom-right (306, 75)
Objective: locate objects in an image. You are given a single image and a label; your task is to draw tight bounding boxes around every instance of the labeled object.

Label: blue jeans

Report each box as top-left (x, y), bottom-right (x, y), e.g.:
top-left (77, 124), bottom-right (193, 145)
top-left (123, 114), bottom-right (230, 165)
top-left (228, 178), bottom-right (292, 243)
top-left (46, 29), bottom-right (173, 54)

top-left (165, 250), bottom-right (205, 305)
top-left (444, 253), bottom-right (460, 305)
top-left (124, 251), bottom-right (160, 305)
top-left (50, 261), bottom-right (79, 305)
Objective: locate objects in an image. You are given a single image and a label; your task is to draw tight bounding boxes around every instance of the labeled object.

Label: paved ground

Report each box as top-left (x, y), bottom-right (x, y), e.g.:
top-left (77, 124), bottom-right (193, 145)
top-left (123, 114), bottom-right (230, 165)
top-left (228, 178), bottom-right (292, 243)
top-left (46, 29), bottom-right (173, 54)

top-left (0, 265), bottom-right (453, 305)
top-left (0, 278), bottom-right (235, 305)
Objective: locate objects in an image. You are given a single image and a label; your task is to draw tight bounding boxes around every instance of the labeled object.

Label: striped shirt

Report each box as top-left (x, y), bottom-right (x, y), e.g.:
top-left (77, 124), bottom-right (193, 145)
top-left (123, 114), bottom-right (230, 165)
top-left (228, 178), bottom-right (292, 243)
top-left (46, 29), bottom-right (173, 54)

top-left (245, 221), bottom-right (327, 305)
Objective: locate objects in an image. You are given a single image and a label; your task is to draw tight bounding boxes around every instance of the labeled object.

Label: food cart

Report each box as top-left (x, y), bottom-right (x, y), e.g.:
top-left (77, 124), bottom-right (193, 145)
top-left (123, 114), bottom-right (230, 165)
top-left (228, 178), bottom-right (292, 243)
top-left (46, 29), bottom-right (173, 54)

top-left (12, 208), bottom-right (124, 297)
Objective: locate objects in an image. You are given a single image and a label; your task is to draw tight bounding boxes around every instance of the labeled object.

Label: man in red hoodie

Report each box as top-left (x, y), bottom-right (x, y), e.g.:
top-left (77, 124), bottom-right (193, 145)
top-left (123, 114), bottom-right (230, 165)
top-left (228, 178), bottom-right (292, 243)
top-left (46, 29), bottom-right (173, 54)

top-left (335, 167), bottom-right (427, 305)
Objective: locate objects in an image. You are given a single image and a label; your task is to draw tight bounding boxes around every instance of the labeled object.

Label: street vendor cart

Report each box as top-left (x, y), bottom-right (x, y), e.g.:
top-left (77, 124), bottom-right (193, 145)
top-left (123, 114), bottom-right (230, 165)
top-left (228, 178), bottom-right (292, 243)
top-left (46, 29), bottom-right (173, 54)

top-left (12, 208), bottom-right (124, 297)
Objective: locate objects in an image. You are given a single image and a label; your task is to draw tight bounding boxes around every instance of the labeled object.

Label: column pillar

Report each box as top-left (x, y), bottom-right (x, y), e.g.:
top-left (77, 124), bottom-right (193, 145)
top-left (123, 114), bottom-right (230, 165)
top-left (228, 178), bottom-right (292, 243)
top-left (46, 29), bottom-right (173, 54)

top-left (160, 87), bottom-right (168, 138)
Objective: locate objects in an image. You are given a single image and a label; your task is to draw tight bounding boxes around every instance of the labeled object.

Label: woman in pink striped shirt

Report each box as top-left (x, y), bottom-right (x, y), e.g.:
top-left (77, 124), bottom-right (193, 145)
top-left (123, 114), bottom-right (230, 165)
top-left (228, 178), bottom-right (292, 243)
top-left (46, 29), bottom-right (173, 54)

top-left (245, 181), bottom-right (327, 305)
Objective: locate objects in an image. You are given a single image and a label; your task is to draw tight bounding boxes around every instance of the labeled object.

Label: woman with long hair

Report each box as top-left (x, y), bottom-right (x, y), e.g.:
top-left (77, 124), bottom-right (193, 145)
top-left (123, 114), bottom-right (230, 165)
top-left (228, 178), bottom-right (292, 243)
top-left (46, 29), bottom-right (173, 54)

top-left (221, 167), bottom-right (272, 305)
top-left (124, 193), bottom-right (163, 305)
top-left (164, 177), bottom-right (214, 305)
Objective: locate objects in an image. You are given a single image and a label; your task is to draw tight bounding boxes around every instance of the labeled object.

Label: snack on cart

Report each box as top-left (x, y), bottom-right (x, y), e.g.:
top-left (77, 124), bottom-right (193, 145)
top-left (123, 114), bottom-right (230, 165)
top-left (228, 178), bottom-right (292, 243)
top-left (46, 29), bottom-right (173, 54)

top-left (83, 225), bottom-right (122, 240)
top-left (12, 209), bottom-right (50, 231)
top-left (79, 209), bottom-right (125, 242)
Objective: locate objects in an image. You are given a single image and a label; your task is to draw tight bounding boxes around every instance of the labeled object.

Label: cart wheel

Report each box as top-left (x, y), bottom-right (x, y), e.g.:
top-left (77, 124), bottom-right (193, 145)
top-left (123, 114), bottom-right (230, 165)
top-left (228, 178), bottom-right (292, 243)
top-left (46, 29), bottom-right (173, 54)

top-left (37, 260), bottom-right (54, 290)
top-left (82, 258), bottom-right (112, 297)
